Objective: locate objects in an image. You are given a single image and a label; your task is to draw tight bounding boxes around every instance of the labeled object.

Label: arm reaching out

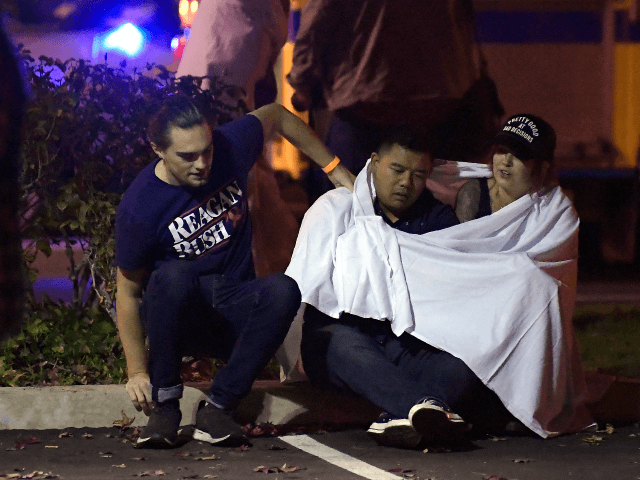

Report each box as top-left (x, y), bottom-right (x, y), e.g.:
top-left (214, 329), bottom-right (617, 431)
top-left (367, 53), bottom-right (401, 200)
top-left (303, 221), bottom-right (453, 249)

top-left (116, 267), bottom-right (152, 415)
top-left (250, 103), bottom-right (356, 191)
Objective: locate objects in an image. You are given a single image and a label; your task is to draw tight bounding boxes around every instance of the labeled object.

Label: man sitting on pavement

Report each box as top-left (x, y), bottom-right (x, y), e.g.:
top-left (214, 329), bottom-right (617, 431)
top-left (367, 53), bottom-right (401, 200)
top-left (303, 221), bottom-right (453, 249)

top-left (286, 125), bottom-right (512, 449)
top-left (285, 123), bottom-right (594, 447)
top-left (115, 94), bottom-right (355, 449)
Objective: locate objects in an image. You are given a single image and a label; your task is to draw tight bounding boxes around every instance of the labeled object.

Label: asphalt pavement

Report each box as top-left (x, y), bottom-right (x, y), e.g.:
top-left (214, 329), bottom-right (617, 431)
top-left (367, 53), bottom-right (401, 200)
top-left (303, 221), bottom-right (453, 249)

top-left (1, 424), bottom-right (640, 480)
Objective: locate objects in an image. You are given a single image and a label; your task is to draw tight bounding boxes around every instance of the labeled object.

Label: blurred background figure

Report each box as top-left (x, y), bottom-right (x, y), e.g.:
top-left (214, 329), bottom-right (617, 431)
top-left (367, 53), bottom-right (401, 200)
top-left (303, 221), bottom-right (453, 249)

top-left (176, 0), bottom-right (289, 110)
top-left (0, 25), bottom-right (27, 341)
top-left (288, 0), bottom-right (503, 200)
top-left (176, 0), bottom-right (299, 278)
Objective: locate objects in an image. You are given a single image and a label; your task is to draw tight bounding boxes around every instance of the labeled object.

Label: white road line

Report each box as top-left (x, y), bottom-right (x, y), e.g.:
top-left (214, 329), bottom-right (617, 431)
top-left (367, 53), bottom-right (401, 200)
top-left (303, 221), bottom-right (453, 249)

top-left (280, 434), bottom-right (402, 480)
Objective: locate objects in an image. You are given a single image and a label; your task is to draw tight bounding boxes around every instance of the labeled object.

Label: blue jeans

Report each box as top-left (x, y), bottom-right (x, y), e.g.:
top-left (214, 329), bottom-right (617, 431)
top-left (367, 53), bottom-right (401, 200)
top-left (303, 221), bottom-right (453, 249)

top-left (301, 306), bottom-right (511, 428)
top-left (141, 260), bottom-right (301, 409)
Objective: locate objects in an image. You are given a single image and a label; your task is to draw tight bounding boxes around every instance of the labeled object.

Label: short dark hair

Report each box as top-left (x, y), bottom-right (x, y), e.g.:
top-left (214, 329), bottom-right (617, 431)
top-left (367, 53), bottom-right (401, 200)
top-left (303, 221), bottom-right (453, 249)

top-left (147, 94), bottom-right (206, 150)
top-left (376, 124), bottom-right (436, 156)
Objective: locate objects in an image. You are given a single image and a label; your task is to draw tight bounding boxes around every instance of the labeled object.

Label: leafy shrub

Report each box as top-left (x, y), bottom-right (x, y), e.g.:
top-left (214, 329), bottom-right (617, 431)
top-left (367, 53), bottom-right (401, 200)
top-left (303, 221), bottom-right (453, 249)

top-left (0, 297), bottom-right (126, 386)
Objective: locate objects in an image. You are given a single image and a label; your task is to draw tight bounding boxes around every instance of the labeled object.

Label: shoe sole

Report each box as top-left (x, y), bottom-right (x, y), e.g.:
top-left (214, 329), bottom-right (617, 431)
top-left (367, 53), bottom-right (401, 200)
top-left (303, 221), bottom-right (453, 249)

top-left (409, 407), bottom-right (467, 445)
top-left (193, 428), bottom-right (248, 446)
top-left (136, 434), bottom-right (178, 448)
top-left (135, 427), bottom-right (184, 449)
top-left (367, 423), bottom-right (422, 449)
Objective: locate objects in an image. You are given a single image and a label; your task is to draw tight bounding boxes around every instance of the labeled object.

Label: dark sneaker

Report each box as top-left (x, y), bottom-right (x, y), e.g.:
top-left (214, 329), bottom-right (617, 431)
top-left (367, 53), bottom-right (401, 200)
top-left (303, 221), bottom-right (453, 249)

top-left (408, 397), bottom-right (467, 445)
top-left (193, 401), bottom-right (248, 446)
top-left (367, 412), bottom-right (422, 449)
top-left (137, 400), bottom-right (182, 448)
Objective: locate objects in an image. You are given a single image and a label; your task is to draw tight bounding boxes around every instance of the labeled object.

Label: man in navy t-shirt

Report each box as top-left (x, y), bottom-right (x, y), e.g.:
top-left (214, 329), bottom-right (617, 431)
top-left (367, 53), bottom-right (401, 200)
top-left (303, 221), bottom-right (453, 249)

top-left (115, 94), bottom-right (355, 448)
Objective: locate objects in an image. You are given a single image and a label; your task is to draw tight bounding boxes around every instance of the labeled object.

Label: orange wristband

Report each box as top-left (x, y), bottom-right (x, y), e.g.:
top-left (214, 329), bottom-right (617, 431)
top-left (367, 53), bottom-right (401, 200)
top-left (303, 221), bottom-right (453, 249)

top-left (322, 156), bottom-right (341, 174)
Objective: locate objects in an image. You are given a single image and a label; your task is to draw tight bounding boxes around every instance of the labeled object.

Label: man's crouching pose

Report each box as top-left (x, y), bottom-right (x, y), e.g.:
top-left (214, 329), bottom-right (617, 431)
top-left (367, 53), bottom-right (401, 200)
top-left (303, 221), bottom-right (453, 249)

top-left (297, 126), bottom-right (512, 449)
top-left (115, 95), bottom-right (355, 448)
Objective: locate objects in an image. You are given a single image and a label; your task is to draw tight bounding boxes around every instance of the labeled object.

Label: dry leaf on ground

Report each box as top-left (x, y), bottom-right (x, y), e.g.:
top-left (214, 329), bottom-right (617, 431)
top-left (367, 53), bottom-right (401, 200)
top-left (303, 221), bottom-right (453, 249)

top-left (2, 472), bottom-right (59, 479)
top-left (254, 466), bottom-right (278, 474)
top-left (113, 410), bottom-right (135, 430)
top-left (389, 468), bottom-right (415, 477)
top-left (596, 423), bottom-right (614, 435)
top-left (582, 435), bottom-right (604, 445)
top-left (253, 464), bottom-right (305, 474)
top-left (279, 464), bottom-right (304, 473)
top-left (423, 446), bottom-right (451, 453)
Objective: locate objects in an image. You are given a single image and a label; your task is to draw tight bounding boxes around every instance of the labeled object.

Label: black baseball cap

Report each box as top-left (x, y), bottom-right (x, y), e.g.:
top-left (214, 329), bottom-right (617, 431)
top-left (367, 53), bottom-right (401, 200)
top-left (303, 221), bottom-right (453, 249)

top-left (494, 114), bottom-right (556, 161)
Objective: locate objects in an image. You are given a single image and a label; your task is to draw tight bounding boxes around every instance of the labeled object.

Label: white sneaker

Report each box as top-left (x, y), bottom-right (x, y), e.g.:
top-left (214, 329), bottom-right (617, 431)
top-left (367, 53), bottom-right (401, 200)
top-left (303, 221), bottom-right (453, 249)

top-left (409, 397), bottom-right (467, 444)
top-left (367, 412), bottom-right (422, 449)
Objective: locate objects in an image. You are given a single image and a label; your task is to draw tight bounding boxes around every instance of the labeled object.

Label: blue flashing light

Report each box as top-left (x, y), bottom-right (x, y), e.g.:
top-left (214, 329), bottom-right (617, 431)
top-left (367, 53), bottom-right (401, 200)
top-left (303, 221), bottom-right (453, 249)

top-left (171, 36), bottom-right (180, 50)
top-left (103, 23), bottom-right (145, 57)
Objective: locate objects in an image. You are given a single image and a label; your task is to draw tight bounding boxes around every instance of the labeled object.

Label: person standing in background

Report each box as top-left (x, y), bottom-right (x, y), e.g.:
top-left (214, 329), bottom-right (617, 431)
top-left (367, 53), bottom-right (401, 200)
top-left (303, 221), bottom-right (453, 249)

top-left (287, 0), bottom-right (498, 199)
top-left (176, 0), bottom-right (290, 111)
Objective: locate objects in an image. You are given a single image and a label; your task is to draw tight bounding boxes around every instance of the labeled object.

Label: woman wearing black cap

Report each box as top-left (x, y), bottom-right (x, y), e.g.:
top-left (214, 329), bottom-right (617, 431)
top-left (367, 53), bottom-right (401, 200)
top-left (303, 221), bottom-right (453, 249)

top-left (455, 113), bottom-right (557, 222)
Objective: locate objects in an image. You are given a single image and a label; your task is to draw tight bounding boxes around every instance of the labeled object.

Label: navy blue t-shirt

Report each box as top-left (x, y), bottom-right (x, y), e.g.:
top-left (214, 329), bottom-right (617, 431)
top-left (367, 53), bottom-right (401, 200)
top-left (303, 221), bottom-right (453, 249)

top-left (373, 189), bottom-right (459, 234)
top-left (116, 114), bottom-right (263, 281)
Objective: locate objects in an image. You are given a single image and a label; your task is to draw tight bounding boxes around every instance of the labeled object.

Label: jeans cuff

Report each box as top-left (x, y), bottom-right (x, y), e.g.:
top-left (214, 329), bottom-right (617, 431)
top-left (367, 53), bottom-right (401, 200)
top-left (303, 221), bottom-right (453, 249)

top-left (153, 384), bottom-right (184, 403)
top-left (205, 393), bottom-right (233, 411)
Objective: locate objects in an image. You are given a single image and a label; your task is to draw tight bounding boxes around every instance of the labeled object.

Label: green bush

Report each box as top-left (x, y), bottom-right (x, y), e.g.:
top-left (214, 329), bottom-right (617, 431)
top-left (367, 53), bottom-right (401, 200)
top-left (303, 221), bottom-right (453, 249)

top-left (0, 297), bottom-right (126, 386)
top-left (574, 304), bottom-right (640, 378)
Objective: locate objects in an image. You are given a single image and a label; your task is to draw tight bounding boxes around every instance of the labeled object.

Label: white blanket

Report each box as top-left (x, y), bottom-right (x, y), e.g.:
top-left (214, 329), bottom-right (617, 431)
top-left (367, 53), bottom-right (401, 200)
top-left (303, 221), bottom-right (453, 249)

top-left (284, 161), bottom-right (594, 438)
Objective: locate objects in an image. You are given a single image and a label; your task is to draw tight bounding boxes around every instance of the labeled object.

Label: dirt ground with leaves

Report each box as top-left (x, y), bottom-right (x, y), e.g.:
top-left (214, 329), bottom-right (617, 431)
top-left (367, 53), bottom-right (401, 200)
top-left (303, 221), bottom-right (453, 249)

top-left (1, 420), bottom-right (640, 480)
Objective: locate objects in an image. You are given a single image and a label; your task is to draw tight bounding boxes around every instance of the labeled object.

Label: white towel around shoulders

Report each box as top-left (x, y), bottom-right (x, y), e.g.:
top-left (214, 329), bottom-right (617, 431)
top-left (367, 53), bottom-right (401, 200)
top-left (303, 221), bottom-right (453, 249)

top-left (284, 160), bottom-right (593, 438)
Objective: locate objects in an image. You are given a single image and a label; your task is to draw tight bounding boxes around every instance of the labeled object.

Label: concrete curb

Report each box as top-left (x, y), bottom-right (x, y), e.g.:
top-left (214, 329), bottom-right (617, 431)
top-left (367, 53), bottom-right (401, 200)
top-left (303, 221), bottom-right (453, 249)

top-left (0, 385), bottom-right (205, 430)
top-left (8, 354), bottom-right (630, 433)
top-left (584, 372), bottom-right (640, 424)
top-left (0, 380), bottom-right (381, 431)
top-left (2, 374), bottom-right (639, 432)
